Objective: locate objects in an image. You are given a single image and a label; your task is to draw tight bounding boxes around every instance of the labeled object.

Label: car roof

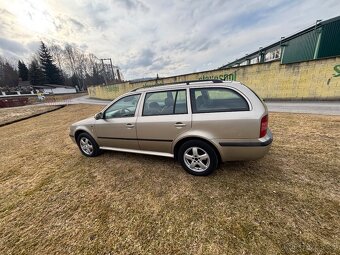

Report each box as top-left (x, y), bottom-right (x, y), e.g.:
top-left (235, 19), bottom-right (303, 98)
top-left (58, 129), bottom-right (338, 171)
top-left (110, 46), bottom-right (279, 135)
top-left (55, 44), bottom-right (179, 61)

top-left (130, 80), bottom-right (242, 93)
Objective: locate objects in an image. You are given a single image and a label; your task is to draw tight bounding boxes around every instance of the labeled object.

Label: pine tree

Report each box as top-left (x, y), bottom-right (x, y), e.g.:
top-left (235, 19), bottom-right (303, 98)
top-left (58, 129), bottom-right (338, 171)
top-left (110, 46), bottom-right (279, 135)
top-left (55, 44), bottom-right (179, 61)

top-left (29, 59), bottom-right (44, 85)
top-left (39, 41), bottom-right (64, 84)
top-left (18, 60), bottom-right (29, 81)
top-left (0, 61), bottom-right (18, 87)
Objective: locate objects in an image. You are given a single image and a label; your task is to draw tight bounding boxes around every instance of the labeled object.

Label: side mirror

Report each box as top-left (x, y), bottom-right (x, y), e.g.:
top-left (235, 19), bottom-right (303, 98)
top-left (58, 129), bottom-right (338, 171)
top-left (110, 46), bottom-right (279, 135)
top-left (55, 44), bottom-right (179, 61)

top-left (94, 112), bottom-right (104, 120)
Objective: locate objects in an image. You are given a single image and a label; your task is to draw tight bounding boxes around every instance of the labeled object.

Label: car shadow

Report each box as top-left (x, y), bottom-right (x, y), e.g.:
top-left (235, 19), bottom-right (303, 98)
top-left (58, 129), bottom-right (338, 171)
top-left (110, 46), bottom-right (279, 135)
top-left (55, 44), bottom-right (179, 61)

top-left (99, 150), bottom-right (264, 176)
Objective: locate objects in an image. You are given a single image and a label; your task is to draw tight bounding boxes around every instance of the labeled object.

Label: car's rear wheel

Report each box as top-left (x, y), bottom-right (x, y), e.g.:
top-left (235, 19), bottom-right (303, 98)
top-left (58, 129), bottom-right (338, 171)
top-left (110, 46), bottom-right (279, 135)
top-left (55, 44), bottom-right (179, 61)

top-left (77, 133), bottom-right (101, 157)
top-left (178, 140), bottom-right (218, 176)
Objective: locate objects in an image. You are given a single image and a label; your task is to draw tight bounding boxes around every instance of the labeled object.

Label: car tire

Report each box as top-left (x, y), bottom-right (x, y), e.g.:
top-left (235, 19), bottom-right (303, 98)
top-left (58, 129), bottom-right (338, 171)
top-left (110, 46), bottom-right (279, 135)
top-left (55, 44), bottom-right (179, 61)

top-left (76, 133), bottom-right (101, 157)
top-left (178, 140), bottom-right (219, 176)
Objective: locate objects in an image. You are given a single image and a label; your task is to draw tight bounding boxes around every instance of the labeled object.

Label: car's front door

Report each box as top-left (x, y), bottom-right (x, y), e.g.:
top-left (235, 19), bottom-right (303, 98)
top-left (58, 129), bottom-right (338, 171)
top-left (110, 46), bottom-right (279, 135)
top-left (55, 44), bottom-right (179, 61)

top-left (136, 89), bottom-right (191, 154)
top-left (94, 94), bottom-right (141, 150)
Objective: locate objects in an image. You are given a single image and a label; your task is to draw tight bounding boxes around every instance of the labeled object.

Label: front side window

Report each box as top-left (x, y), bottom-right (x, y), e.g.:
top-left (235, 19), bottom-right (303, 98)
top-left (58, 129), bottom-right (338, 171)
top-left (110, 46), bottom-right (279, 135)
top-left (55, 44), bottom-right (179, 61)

top-left (104, 94), bottom-right (140, 119)
top-left (143, 90), bottom-right (187, 116)
top-left (190, 88), bottom-right (249, 113)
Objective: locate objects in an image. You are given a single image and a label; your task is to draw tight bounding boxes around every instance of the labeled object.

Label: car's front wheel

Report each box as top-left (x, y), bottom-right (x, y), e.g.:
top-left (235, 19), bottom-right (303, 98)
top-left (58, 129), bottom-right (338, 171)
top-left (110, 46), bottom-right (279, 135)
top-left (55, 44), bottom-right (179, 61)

top-left (178, 140), bottom-right (219, 176)
top-left (77, 133), bottom-right (101, 157)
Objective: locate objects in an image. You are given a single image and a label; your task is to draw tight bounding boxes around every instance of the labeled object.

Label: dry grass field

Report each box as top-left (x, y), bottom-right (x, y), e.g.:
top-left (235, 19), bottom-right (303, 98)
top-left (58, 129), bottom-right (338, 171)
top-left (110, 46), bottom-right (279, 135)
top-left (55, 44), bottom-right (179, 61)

top-left (0, 104), bottom-right (339, 255)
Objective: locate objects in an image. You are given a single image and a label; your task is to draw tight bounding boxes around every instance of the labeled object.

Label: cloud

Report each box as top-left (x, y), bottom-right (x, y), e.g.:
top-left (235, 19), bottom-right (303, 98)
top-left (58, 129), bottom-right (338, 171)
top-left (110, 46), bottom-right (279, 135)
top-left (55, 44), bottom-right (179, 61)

top-left (82, 1), bottom-right (110, 29)
top-left (0, 37), bottom-right (27, 55)
top-left (0, 8), bottom-right (13, 17)
top-left (0, 0), bottom-right (339, 79)
top-left (69, 18), bottom-right (85, 31)
top-left (0, 8), bottom-right (15, 33)
top-left (148, 56), bottom-right (172, 71)
top-left (27, 41), bottom-right (41, 52)
top-left (115, 0), bottom-right (149, 12)
top-left (127, 49), bottom-right (155, 68)
top-left (54, 15), bottom-right (86, 35)
top-left (166, 37), bottom-right (221, 53)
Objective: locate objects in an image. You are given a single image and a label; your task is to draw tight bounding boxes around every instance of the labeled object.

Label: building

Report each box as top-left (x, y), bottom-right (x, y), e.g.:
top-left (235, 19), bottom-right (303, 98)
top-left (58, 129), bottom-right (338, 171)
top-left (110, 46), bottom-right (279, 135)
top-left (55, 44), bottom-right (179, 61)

top-left (33, 84), bottom-right (77, 94)
top-left (220, 16), bottom-right (340, 68)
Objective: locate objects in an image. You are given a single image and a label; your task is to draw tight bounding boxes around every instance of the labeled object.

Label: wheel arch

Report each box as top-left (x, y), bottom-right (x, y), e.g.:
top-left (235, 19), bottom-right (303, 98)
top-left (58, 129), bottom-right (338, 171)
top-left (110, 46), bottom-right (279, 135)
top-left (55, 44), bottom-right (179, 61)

top-left (75, 129), bottom-right (93, 142)
top-left (173, 136), bottom-right (222, 162)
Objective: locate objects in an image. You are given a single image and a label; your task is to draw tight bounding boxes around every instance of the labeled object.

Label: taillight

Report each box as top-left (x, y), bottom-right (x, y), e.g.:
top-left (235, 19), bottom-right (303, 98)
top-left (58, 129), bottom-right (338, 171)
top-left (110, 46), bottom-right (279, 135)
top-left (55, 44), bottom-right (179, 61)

top-left (260, 115), bottom-right (268, 137)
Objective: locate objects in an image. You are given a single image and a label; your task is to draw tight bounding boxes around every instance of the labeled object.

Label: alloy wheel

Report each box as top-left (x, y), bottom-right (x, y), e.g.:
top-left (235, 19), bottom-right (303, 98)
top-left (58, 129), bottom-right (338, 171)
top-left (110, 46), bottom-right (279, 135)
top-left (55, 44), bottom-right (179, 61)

top-left (183, 146), bottom-right (210, 172)
top-left (79, 137), bottom-right (94, 155)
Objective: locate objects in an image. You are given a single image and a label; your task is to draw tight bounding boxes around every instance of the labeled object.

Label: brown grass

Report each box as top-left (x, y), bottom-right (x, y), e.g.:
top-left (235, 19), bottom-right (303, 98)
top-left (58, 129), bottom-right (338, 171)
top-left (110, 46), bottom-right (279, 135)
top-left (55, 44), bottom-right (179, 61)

top-left (0, 104), bottom-right (339, 255)
top-left (0, 105), bottom-right (60, 126)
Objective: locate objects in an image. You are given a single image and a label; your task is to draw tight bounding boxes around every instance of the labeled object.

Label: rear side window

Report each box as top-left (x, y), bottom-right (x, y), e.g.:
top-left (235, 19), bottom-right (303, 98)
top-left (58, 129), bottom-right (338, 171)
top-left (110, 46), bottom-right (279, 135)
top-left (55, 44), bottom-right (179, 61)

top-left (190, 88), bottom-right (249, 113)
top-left (143, 90), bottom-right (188, 116)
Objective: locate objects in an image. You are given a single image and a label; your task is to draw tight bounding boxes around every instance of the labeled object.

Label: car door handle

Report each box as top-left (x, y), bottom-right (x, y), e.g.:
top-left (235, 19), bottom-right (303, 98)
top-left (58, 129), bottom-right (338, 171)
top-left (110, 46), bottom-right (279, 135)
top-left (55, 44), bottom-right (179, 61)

top-left (125, 123), bottom-right (135, 128)
top-left (174, 122), bottom-right (186, 127)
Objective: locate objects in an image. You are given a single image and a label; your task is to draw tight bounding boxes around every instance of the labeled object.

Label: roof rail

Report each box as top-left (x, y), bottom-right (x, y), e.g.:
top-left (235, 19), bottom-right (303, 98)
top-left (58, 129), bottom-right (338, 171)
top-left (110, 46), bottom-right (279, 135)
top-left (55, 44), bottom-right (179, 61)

top-left (130, 79), bottom-right (223, 92)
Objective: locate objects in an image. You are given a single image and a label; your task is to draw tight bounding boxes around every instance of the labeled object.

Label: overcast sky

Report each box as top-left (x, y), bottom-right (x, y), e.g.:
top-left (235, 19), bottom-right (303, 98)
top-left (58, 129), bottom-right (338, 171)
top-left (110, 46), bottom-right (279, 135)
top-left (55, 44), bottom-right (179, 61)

top-left (0, 0), bottom-right (338, 79)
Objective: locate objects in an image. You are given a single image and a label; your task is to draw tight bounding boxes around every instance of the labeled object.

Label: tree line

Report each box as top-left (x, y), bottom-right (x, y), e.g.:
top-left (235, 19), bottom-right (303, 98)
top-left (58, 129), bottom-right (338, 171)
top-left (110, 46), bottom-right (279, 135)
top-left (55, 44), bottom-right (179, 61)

top-left (0, 41), bottom-right (111, 91)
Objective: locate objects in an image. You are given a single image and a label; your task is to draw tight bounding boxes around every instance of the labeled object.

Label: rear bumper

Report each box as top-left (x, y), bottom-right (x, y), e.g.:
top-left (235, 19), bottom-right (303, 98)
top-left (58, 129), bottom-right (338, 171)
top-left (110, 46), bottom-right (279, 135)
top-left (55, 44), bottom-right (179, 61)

top-left (214, 129), bottom-right (273, 162)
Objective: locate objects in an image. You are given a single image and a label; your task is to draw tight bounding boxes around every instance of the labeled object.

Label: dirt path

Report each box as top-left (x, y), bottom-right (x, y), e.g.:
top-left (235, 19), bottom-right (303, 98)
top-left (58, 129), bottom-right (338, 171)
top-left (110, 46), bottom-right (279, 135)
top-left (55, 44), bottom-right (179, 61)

top-left (0, 105), bottom-right (60, 126)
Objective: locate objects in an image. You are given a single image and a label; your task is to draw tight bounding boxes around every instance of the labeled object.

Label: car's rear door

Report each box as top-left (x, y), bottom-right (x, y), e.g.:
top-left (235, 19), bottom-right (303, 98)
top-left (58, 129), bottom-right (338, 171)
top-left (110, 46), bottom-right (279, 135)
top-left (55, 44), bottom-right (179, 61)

top-left (136, 89), bottom-right (191, 154)
top-left (190, 87), bottom-right (258, 139)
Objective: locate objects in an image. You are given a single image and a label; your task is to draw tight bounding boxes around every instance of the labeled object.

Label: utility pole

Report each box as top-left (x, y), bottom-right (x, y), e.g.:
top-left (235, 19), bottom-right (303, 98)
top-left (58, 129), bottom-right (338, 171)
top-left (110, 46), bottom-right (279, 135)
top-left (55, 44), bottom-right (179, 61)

top-left (117, 69), bottom-right (121, 82)
top-left (100, 58), bottom-right (124, 84)
top-left (100, 58), bottom-right (116, 82)
top-left (100, 59), bottom-right (108, 85)
top-left (109, 58), bottom-right (116, 81)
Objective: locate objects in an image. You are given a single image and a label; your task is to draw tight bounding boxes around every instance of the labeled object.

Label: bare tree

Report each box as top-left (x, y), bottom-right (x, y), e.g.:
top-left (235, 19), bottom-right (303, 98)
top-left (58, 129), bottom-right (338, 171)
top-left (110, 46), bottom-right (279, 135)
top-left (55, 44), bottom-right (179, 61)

top-left (64, 44), bottom-right (83, 89)
top-left (49, 44), bottom-right (64, 71)
top-left (62, 44), bottom-right (106, 89)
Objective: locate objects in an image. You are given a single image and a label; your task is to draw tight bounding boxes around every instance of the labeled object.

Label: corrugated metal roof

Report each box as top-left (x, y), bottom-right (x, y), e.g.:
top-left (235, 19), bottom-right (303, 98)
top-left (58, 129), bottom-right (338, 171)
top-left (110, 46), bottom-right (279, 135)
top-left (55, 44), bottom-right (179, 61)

top-left (317, 20), bottom-right (340, 58)
top-left (219, 15), bottom-right (340, 69)
top-left (281, 29), bottom-right (319, 64)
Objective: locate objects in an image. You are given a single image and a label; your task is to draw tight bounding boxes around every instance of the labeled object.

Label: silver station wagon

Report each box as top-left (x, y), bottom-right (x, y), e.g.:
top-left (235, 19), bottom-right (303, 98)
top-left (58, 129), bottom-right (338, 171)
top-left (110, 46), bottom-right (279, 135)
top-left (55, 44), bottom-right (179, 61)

top-left (70, 80), bottom-right (273, 175)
